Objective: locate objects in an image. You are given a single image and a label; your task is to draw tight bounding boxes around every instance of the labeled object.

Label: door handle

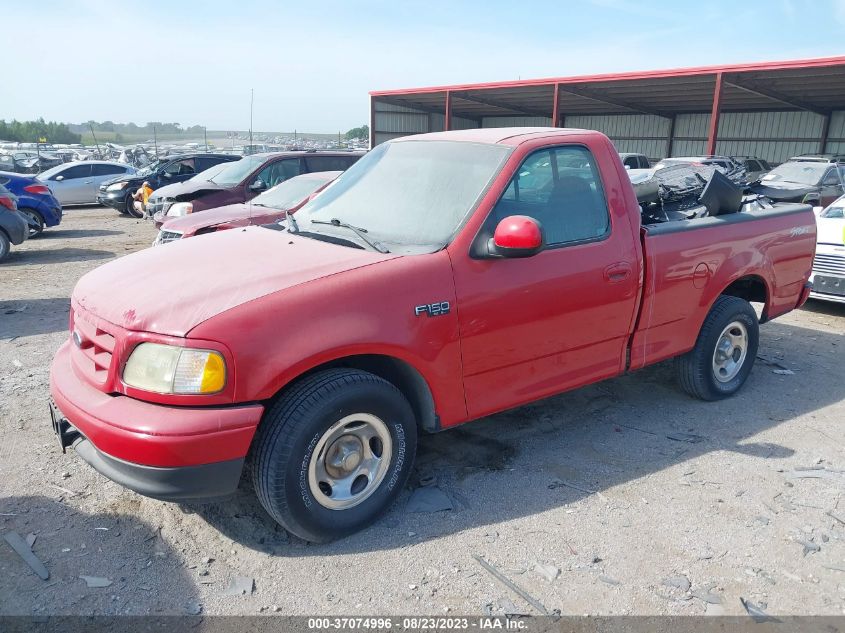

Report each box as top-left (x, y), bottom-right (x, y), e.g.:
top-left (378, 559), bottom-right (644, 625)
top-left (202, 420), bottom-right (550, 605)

top-left (604, 263), bottom-right (632, 283)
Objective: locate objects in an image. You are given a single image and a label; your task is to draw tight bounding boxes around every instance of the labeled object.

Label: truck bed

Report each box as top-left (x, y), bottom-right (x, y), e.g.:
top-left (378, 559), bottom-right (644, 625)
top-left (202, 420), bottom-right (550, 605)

top-left (629, 203), bottom-right (816, 370)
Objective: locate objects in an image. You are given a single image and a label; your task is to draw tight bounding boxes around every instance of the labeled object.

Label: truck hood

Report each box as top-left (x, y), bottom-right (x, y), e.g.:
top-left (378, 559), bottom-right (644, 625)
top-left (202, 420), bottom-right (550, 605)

top-left (153, 178), bottom-right (227, 201)
top-left (163, 203), bottom-right (253, 232)
top-left (73, 227), bottom-right (395, 337)
top-left (816, 216), bottom-right (845, 245)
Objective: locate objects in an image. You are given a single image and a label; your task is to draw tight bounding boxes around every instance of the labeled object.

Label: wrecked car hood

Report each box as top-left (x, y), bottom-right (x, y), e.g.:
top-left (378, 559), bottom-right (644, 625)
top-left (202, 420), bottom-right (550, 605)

top-left (750, 181), bottom-right (816, 200)
top-left (163, 203), bottom-right (255, 232)
top-left (154, 179), bottom-right (226, 201)
top-left (73, 227), bottom-right (395, 337)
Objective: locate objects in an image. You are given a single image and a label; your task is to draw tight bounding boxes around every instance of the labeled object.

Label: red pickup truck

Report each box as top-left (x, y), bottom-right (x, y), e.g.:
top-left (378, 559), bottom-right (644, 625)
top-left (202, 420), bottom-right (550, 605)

top-left (50, 128), bottom-right (816, 542)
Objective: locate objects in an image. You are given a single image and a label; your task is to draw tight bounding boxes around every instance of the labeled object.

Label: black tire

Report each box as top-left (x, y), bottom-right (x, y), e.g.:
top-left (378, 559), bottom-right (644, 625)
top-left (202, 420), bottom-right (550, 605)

top-left (0, 231), bottom-right (10, 262)
top-left (19, 208), bottom-right (44, 237)
top-left (252, 369), bottom-right (417, 542)
top-left (675, 295), bottom-right (759, 401)
top-left (124, 193), bottom-right (142, 218)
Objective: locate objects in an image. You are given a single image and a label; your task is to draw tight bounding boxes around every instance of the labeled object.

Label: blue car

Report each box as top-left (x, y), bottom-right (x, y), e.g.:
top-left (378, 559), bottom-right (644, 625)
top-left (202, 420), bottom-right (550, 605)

top-left (0, 171), bottom-right (63, 236)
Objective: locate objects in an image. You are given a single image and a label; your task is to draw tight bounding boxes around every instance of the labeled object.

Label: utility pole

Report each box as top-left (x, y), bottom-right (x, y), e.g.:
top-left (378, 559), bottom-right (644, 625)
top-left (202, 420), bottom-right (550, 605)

top-left (89, 123), bottom-right (101, 158)
top-left (249, 88), bottom-right (254, 149)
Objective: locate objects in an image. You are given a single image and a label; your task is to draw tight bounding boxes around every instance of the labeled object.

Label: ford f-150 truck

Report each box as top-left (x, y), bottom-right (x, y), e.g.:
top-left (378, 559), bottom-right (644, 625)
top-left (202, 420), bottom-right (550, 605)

top-left (49, 128), bottom-right (816, 542)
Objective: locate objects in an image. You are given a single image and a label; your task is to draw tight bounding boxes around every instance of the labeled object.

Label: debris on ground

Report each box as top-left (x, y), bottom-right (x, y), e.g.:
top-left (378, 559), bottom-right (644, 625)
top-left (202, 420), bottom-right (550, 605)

top-left (691, 584), bottom-right (723, 604)
top-left (224, 576), bottom-right (255, 596)
top-left (3, 532), bottom-right (49, 580)
top-left (662, 575), bottom-right (691, 592)
top-left (666, 432), bottom-right (706, 444)
top-left (184, 600), bottom-right (203, 615)
top-left (796, 539), bottom-right (820, 556)
top-left (79, 576), bottom-right (112, 588)
top-left (772, 369), bottom-right (795, 376)
top-left (25, 533), bottom-right (37, 548)
top-left (533, 563), bottom-right (560, 582)
top-left (598, 574), bottom-right (621, 586)
top-left (473, 554), bottom-right (550, 616)
top-left (740, 597), bottom-right (777, 623)
top-left (406, 487), bottom-right (453, 513)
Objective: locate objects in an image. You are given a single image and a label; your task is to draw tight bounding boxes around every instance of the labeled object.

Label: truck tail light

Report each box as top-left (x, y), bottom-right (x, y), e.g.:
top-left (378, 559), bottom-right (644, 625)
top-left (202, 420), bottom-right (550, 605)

top-left (24, 184), bottom-right (51, 195)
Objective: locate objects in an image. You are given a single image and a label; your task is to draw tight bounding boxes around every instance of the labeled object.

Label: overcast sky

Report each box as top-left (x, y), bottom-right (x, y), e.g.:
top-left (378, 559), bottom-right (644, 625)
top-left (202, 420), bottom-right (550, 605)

top-left (5, 0), bottom-right (845, 133)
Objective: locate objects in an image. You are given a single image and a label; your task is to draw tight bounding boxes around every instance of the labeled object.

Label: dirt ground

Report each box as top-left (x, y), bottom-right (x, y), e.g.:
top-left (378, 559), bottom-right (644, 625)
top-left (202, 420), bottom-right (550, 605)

top-left (1, 206), bottom-right (844, 618)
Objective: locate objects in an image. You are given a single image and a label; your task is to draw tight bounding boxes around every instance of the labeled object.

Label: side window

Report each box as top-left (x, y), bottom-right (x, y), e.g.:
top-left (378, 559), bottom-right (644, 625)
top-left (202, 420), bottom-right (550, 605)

top-left (56, 164), bottom-right (91, 180)
top-left (164, 159), bottom-right (196, 176)
top-left (492, 146), bottom-right (610, 246)
top-left (305, 156), bottom-right (356, 172)
top-left (623, 156), bottom-right (638, 169)
top-left (822, 169), bottom-right (841, 186)
top-left (639, 156), bottom-right (649, 169)
top-left (252, 159), bottom-right (301, 188)
top-left (195, 157), bottom-right (228, 171)
top-left (91, 164), bottom-right (125, 176)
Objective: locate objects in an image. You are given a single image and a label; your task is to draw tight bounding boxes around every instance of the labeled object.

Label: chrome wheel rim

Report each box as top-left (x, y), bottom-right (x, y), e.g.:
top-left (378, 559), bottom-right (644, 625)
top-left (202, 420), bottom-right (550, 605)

top-left (308, 413), bottom-right (392, 510)
top-left (712, 321), bottom-right (748, 383)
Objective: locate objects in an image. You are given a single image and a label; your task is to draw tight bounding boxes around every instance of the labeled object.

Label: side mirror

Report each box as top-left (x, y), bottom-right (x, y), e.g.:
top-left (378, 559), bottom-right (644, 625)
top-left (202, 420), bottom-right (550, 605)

top-left (249, 179), bottom-right (267, 192)
top-left (488, 215), bottom-right (544, 258)
top-left (54, 175), bottom-right (64, 181)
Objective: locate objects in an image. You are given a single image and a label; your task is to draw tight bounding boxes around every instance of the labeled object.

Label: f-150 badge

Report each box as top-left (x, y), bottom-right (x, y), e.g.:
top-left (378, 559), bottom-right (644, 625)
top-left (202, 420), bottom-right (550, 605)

top-left (415, 301), bottom-right (450, 317)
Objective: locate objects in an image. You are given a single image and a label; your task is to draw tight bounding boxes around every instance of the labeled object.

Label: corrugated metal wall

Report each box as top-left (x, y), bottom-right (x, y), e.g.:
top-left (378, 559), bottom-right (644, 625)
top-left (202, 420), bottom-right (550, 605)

top-left (827, 111), bottom-right (845, 155)
top-left (374, 98), bottom-right (845, 161)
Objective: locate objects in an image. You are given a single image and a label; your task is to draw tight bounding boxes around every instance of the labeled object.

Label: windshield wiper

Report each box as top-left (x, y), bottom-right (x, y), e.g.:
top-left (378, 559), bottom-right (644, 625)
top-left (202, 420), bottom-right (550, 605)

top-left (311, 218), bottom-right (389, 253)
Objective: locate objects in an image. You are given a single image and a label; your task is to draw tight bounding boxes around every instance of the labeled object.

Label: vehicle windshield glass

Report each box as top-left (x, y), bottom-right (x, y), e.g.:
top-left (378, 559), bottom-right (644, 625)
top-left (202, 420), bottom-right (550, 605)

top-left (253, 175), bottom-right (334, 209)
top-left (820, 204), bottom-right (844, 219)
top-left (210, 156), bottom-right (265, 186)
top-left (136, 160), bottom-right (162, 177)
top-left (190, 162), bottom-right (229, 182)
top-left (295, 140), bottom-right (511, 254)
top-left (762, 162), bottom-right (828, 185)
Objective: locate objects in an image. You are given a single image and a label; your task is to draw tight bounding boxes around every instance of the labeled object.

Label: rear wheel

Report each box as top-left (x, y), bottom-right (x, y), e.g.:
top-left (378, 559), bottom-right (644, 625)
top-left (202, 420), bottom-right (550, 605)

top-left (19, 208), bottom-right (44, 237)
top-left (675, 295), bottom-right (759, 400)
top-left (0, 232), bottom-right (10, 262)
top-left (252, 369), bottom-right (417, 542)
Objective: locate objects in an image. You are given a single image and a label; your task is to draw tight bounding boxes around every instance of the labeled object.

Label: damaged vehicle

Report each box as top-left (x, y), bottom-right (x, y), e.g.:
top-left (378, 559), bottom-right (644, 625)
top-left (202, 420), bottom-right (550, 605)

top-left (0, 183), bottom-right (30, 262)
top-left (155, 170), bottom-right (340, 245)
top-left (49, 128), bottom-right (816, 543)
top-left (809, 194), bottom-right (845, 303)
top-left (654, 155), bottom-right (748, 185)
top-left (148, 151), bottom-right (363, 228)
top-left (0, 172), bottom-right (62, 237)
top-left (97, 153), bottom-right (240, 217)
top-left (750, 154), bottom-right (845, 208)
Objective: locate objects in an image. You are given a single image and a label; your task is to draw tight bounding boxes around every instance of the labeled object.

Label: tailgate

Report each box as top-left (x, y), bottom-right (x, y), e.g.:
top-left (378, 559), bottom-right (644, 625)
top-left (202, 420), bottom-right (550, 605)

top-left (629, 204), bottom-right (816, 370)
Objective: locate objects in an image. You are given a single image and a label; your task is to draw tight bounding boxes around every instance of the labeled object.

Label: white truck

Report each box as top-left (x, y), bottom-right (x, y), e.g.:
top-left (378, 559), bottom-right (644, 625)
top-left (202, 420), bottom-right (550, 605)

top-left (811, 196), bottom-right (845, 303)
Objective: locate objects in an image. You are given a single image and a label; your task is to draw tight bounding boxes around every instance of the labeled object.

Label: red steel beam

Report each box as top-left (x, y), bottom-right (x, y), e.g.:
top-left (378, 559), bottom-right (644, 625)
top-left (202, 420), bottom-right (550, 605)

top-left (552, 84), bottom-right (561, 127)
top-left (445, 90), bottom-right (452, 131)
top-left (706, 73), bottom-right (724, 155)
top-left (819, 112), bottom-right (831, 153)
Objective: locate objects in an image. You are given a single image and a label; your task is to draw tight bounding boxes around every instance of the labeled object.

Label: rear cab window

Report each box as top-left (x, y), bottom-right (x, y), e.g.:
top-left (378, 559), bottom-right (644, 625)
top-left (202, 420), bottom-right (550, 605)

top-left (305, 155), bottom-right (359, 172)
top-left (493, 145), bottom-right (610, 246)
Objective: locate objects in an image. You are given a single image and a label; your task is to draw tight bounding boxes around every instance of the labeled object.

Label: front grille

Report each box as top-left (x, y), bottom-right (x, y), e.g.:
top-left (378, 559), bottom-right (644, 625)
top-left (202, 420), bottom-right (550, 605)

top-left (813, 252), bottom-right (845, 276)
top-left (147, 198), bottom-right (172, 216)
top-left (157, 229), bottom-right (183, 245)
top-left (71, 309), bottom-right (116, 386)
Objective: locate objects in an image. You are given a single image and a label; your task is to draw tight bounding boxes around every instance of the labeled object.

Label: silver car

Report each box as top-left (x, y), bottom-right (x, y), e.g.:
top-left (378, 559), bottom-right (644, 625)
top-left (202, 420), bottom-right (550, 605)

top-left (38, 161), bottom-right (136, 205)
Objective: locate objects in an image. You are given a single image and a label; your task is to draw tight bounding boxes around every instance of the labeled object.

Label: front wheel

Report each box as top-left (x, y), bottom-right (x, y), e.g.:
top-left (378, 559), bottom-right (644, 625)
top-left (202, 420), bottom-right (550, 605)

top-left (125, 193), bottom-right (142, 218)
top-left (252, 369), bottom-right (417, 542)
top-left (675, 295), bottom-right (759, 401)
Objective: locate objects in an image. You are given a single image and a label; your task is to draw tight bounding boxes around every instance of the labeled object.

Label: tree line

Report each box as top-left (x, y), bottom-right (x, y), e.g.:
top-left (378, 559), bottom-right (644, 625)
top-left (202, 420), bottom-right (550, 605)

top-left (0, 119), bottom-right (81, 144)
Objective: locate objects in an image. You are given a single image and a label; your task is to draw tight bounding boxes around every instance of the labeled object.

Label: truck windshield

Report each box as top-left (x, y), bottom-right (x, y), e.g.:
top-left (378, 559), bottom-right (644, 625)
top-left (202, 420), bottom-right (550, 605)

top-left (295, 140), bottom-right (511, 253)
top-left (762, 162), bottom-right (828, 185)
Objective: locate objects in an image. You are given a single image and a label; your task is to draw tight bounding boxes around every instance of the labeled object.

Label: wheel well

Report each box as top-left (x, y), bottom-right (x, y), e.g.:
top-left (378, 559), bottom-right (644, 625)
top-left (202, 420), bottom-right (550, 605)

top-left (721, 275), bottom-right (769, 322)
top-left (19, 207), bottom-right (44, 221)
top-left (278, 355), bottom-right (439, 433)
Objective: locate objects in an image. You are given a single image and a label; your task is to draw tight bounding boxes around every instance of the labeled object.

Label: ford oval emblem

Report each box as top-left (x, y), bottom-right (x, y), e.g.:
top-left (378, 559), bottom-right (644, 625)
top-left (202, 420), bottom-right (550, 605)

top-left (72, 330), bottom-right (82, 348)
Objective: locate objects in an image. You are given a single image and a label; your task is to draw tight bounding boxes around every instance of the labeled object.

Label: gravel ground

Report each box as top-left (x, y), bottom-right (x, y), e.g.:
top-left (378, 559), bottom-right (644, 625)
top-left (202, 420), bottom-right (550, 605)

top-left (1, 206), bottom-right (844, 618)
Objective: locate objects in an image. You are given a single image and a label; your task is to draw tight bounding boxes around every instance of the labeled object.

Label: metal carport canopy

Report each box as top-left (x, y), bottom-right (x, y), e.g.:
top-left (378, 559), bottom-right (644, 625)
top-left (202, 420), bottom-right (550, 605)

top-left (369, 56), bottom-right (845, 154)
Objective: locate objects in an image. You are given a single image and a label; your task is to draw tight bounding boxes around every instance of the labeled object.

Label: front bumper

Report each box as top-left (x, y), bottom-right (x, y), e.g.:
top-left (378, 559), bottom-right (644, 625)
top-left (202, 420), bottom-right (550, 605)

top-left (49, 341), bottom-right (264, 500)
top-left (97, 190), bottom-right (129, 209)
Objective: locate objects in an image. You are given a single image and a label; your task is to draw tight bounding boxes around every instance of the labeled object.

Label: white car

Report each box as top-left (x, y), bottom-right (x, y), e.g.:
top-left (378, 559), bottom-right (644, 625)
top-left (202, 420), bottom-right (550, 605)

top-left (38, 161), bottom-right (136, 205)
top-left (810, 195), bottom-right (845, 303)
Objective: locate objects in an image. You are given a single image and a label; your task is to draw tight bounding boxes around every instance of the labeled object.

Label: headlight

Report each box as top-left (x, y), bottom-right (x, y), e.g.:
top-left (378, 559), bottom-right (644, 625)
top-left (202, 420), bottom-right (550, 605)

top-left (106, 182), bottom-right (128, 191)
top-left (167, 202), bottom-right (193, 217)
top-left (123, 343), bottom-right (226, 394)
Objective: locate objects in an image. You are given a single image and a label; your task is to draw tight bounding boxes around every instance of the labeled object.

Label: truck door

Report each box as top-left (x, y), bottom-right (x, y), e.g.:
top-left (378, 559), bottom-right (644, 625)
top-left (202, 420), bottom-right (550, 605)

top-left (451, 143), bottom-right (641, 419)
